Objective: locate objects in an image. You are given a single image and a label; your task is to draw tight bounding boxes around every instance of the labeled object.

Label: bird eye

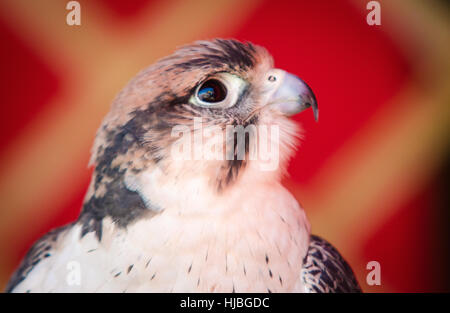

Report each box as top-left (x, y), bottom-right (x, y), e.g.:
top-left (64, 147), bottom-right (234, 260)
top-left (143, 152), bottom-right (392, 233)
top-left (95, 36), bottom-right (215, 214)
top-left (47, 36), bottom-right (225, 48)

top-left (197, 79), bottom-right (227, 103)
top-left (190, 73), bottom-right (247, 109)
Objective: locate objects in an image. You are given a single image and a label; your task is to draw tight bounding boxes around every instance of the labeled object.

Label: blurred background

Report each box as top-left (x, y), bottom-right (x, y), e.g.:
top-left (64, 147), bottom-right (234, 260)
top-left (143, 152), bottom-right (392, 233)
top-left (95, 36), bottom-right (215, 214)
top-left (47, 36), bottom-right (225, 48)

top-left (0, 0), bottom-right (449, 292)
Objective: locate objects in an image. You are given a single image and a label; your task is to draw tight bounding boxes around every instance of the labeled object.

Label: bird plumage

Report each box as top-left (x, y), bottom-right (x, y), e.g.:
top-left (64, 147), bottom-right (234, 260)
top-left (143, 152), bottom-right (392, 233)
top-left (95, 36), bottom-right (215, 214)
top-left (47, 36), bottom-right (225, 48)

top-left (302, 235), bottom-right (361, 293)
top-left (6, 39), bottom-right (360, 293)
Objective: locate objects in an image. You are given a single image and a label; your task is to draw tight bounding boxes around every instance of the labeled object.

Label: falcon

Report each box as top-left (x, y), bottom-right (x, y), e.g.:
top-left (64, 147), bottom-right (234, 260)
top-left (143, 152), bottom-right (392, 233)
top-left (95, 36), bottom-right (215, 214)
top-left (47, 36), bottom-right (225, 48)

top-left (6, 39), bottom-right (361, 293)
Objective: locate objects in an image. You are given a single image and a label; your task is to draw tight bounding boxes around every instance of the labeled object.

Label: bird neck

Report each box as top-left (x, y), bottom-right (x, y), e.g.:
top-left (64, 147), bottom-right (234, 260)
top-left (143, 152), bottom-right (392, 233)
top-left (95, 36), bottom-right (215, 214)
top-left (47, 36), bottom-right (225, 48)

top-left (79, 159), bottom-right (285, 236)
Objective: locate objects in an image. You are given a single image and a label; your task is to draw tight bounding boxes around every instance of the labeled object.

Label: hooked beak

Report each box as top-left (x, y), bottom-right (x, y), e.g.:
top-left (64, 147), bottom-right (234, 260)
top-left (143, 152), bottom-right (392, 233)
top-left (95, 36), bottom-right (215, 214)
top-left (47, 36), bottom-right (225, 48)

top-left (269, 71), bottom-right (318, 121)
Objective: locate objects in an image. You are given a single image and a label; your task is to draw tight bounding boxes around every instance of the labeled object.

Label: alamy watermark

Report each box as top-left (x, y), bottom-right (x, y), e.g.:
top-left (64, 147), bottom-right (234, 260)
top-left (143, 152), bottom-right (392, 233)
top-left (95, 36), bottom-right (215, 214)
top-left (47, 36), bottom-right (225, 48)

top-left (66, 1), bottom-right (81, 26)
top-left (170, 117), bottom-right (280, 171)
top-left (366, 261), bottom-right (381, 286)
top-left (66, 260), bottom-right (81, 286)
top-left (366, 1), bottom-right (381, 26)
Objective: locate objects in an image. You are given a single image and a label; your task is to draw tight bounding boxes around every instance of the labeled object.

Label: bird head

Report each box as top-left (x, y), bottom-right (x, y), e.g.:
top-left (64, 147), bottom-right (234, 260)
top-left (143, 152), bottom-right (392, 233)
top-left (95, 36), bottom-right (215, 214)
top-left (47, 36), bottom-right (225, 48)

top-left (86, 39), bottom-right (317, 218)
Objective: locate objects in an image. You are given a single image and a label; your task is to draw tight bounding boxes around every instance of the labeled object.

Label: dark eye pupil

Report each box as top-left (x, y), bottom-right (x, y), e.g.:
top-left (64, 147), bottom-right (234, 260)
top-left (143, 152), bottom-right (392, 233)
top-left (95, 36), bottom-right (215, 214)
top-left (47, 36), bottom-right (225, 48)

top-left (197, 79), bottom-right (227, 103)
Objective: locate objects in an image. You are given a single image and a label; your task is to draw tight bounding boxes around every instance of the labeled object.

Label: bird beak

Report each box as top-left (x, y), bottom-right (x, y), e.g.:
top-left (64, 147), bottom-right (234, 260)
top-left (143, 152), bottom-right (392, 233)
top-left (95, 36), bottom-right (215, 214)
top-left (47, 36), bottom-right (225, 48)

top-left (269, 71), bottom-right (318, 121)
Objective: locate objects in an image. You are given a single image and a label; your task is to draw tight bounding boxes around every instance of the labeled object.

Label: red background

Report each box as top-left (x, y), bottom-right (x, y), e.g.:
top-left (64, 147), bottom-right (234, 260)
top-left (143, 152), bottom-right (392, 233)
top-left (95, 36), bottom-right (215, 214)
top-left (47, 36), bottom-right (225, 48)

top-left (0, 0), bottom-right (449, 292)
